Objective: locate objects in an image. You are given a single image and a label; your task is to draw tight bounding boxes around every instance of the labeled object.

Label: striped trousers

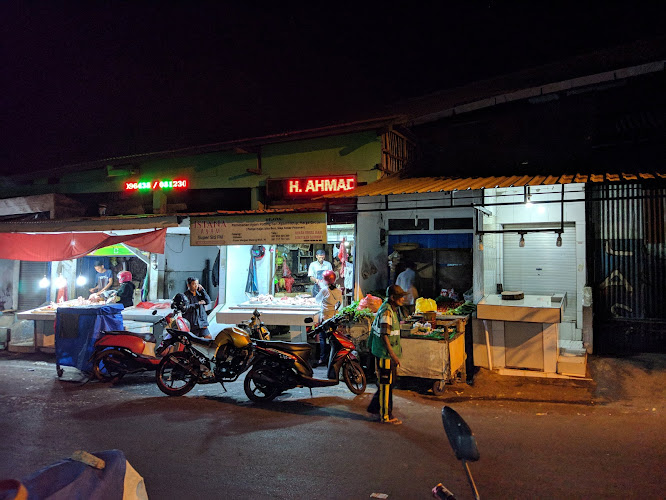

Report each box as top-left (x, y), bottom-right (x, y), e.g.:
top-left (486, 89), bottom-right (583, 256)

top-left (367, 357), bottom-right (396, 421)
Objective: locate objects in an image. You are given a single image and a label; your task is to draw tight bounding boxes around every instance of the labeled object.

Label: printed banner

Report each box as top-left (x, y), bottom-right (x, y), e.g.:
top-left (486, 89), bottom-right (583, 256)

top-left (190, 213), bottom-right (327, 246)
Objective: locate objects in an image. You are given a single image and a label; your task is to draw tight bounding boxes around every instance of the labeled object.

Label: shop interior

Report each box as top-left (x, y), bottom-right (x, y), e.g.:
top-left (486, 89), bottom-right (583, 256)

top-left (224, 223), bottom-right (355, 307)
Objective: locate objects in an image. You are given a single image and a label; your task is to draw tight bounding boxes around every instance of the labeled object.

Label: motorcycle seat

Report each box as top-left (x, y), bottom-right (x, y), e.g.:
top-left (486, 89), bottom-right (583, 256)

top-left (103, 330), bottom-right (156, 343)
top-left (256, 340), bottom-right (312, 357)
top-left (188, 335), bottom-right (214, 347)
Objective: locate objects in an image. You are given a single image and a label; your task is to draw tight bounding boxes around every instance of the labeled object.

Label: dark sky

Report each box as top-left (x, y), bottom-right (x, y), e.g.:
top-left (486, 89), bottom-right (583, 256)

top-left (1, 2), bottom-right (663, 176)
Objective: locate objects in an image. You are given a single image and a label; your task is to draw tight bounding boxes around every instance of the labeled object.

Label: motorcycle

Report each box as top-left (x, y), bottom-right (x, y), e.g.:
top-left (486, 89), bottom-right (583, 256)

top-left (243, 313), bottom-right (366, 402)
top-left (154, 322), bottom-right (254, 397)
top-left (432, 406), bottom-right (480, 500)
top-left (236, 308), bottom-right (271, 340)
top-left (90, 309), bottom-right (188, 382)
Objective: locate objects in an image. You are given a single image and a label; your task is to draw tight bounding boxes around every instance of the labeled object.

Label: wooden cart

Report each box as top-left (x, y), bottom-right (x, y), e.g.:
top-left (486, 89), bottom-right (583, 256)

top-left (397, 315), bottom-right (467, 395)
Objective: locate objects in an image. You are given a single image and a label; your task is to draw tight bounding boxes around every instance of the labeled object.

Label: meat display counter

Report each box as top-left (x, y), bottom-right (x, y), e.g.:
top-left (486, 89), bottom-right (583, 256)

top-left (17, 299), bottom-right (173, 351)
top-left (216, 294), bottom-right (320, 342)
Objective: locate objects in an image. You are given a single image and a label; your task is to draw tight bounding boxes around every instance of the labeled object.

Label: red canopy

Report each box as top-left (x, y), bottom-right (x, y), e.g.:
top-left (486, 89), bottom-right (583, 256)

top-left (0, 229), bottom-right (167, 261)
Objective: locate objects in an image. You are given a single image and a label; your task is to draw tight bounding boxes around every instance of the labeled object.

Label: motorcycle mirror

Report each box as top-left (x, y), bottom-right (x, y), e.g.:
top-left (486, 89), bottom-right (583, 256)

top-left (441, 406), bottom-right (479, 462)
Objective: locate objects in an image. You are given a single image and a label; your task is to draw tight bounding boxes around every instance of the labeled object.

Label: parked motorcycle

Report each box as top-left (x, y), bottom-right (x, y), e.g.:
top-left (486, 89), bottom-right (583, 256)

top-left (236, 308), bottom-right (271, 340)
top-left (90, 309), bottom-right (188, 382)
top-left (155, 322), bottom-right (254, 397)
top-left (432, 406), bottom-right (480, 500)
top-left (243, 313), bottom-right (366, 402)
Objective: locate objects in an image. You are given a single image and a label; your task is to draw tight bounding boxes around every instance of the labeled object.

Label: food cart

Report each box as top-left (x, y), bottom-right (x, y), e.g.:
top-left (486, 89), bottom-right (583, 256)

top-left (397, 313), bottom-right (468, 395)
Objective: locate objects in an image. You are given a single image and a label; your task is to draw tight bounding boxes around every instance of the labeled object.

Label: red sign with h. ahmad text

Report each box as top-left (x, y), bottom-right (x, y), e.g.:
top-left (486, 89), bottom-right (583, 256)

top-left (284, 175), bottom-right (356, 197)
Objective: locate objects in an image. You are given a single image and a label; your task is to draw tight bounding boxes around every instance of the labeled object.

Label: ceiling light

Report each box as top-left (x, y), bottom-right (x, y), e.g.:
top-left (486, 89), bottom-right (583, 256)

top-left (556, 233), bottom-right (563, 247)
top-left (519, 233), bottom-right (525, 248)
top-left (478, 234), bottom-right (484, 251)
top-left (39, 275), bottom-right (50, 288)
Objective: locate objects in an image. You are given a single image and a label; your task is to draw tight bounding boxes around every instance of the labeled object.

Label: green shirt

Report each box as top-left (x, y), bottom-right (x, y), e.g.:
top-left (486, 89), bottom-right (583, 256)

top-left (368, 300), bottom-right (402, 359)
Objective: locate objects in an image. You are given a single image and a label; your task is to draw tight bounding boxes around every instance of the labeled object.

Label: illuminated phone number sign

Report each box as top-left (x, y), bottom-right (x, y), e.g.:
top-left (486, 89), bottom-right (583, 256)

top-left (125, 179), bottom-right (188, 191)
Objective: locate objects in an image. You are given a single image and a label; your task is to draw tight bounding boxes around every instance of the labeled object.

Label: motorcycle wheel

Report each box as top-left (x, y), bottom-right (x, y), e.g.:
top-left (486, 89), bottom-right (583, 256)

top-left (244, 367), bottom-right (281, 402)
top-left (343, 359), bottom-right (367, 395)
top-left (156, 352), bottom-right (197, 396)
top-left (92, 349), bottom-right (127, 382)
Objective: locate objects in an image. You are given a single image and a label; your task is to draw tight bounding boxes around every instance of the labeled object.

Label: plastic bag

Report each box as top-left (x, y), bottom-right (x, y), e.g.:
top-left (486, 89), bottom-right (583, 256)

top-left (415, 297), bottom-right (437, 313)
top-left (358, 294), bottom-right (382, 313)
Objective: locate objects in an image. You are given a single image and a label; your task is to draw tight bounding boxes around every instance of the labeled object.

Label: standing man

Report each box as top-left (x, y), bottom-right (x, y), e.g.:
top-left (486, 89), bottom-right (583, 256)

top-left (366, 285), bottom-right (407, 425)
top-left (395, 260), bottom-right (418, 316)
top-left (89, 260), bottom-right (113, 296)
top-left (183, 277), bottom-right (212, 339)
top-left (308, 249), bottom-right (332, 297)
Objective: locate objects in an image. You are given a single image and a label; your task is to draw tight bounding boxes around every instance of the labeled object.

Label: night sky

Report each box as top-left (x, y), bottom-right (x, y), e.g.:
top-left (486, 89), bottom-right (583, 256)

top-left (1, 2), bottom-right (663, 176)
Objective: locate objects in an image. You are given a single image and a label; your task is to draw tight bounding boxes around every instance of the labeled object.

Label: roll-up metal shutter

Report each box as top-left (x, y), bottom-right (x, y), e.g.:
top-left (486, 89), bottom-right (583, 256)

top-left (18, 261), bottom-right (49, 311)
top-left (503, 224), bottom-right (577, 311)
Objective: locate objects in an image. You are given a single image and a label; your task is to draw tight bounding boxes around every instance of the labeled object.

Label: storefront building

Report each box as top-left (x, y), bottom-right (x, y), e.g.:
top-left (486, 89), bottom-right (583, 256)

top-left (0, 121), bottom-right (415, 349)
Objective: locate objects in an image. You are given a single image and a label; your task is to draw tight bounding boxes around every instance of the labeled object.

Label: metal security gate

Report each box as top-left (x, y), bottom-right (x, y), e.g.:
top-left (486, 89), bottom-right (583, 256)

top-left (588, 183), bottom-right (666, 354)
top-left (503, 223), bottom-right (577, 314)
top-left (18, 261), bottom-right (49, 311)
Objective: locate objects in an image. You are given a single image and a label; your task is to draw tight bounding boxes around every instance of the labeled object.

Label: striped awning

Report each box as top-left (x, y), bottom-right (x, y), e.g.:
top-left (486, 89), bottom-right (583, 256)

top-left (324, 172), bottom-right (666, 198)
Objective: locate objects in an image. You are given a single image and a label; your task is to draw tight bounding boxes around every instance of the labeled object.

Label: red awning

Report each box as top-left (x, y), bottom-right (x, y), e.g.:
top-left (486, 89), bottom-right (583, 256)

top-left (0, 229), bottom-right (167, 261)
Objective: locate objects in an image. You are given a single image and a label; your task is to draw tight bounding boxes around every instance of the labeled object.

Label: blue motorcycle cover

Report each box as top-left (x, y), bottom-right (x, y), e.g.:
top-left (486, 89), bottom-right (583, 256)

top-left (55, 304), bottom-right (124, 373)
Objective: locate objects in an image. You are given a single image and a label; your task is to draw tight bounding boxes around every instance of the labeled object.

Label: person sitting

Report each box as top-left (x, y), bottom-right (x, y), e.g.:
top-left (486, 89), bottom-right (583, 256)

top-left (314, 270), bottom-right (342, 367)
top-left (115, 271), bottom-right (135, 308)
top-left (182, 277), bottom-right (212, 339)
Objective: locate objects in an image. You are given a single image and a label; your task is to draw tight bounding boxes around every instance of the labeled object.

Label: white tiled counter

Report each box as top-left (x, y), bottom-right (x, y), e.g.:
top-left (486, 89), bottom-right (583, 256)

top-left (217, 302), bottom-right (320, 342)
top-left (475, 294), bottom-right (566, 376)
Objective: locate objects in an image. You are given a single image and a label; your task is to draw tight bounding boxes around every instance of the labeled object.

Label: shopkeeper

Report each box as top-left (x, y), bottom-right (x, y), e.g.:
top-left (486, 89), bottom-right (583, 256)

top-left (89, 260), bottom-right (113, 295)
top-left (308, 249), bottom-right (332, 296)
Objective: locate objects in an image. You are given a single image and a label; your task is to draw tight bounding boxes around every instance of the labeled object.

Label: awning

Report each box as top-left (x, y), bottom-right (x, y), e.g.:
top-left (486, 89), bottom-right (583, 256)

top-left (323, 172), bottom-right (666, 198)
top-left (0, 228), bottom-right (167, 261)
top-left (0, 214), bottom-right (179, 233)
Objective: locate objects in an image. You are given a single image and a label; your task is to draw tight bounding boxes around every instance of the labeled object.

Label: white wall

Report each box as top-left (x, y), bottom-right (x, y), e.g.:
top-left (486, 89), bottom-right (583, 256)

top-left (164, 233), bottom-right (221, 302)
top-left (224, 245), bottom-right (275, 307)
top-left (481, 184), bottom-right (586, 341)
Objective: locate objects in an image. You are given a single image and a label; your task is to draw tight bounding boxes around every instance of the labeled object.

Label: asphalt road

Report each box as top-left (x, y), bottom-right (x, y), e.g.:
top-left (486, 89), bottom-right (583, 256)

top-left (1, 354), bottom-right (664, 499)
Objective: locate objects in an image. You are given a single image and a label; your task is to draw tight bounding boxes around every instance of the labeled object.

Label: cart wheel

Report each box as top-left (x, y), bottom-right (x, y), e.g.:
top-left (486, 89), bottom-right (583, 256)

top-left (432, 379), bottom-right (447, 396)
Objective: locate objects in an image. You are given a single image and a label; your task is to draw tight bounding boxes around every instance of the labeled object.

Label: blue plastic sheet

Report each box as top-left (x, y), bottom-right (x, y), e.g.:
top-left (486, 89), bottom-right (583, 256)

top-left (20, 450), bottom-right (127, 500)
top-left (55, 305), bottom-right (124, 374)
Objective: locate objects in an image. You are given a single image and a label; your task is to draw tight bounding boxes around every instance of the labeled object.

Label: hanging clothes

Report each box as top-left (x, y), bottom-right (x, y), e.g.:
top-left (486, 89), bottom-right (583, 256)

top-left (211, 250), bottom-right (220, 287)
top-left (201, 259), bottom-right (211, 292)
top-left (245, 253), bottom-right (258, 295)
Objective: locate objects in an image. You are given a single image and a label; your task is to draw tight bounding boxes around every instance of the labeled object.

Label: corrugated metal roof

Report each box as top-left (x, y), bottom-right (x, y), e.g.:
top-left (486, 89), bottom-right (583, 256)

top-left (324, 172), bottom-right (666, 198)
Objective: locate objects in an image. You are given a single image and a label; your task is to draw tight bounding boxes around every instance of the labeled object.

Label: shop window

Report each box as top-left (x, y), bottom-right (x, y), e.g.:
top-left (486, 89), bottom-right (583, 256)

top-left (433, 218), bottom-right (473, 230)
top-left (389, 219), bottom-right (429, 230)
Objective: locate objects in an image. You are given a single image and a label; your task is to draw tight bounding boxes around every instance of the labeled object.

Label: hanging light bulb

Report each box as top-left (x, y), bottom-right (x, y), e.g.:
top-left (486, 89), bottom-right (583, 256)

top-left (478, 234), bottom-right (484, 251)
top-left (519, 233), bottom-right (525, 248)
top-left (76, 274), bottom-right (87, 286)
top-left (54, 274), bottom-right (67, 289)
top-left (414, 213), bottom-right (419, 226)
top-left (525, 194), bottom-right (532, 207)
top-left (556, 233), bottom-right (563, 247)
top-left (39, 275), bottom-right (50, 288)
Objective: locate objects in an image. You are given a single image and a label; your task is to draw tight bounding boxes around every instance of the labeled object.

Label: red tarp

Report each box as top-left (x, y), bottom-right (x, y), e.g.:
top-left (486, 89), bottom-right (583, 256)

top-left (0, 229), bottom-right (167, 261)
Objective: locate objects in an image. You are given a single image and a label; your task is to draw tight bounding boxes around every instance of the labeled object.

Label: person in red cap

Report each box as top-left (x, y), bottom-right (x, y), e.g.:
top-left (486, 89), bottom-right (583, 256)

top-left (366, 284), bottom-right (407, 425)
top-left (314, 270), bottom-right (342, 366)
